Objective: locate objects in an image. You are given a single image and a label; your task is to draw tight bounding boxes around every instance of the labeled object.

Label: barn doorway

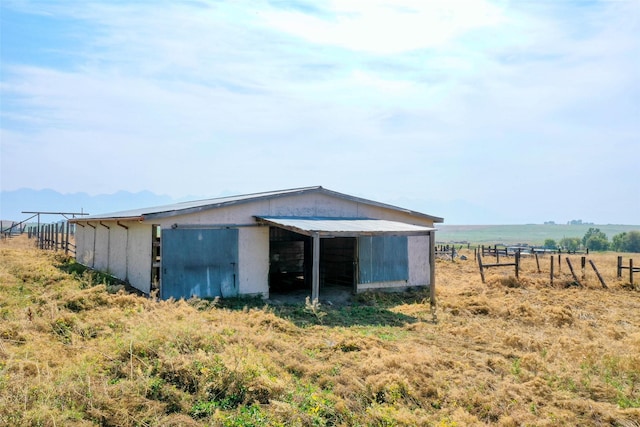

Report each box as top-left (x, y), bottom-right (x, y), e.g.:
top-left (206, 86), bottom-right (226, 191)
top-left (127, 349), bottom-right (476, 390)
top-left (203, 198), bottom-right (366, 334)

top-left (267, 227), bottom-right (356, 303)
top-left (268, 227), bottom-right (310, 294)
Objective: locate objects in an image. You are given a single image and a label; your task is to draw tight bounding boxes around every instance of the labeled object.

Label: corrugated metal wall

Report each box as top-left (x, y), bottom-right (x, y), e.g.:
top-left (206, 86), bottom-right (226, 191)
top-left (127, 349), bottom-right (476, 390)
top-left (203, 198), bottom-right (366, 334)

top-left (358, 236), bottom-right (408, 284)
top-left (161, 228), bottom-right (238, 300)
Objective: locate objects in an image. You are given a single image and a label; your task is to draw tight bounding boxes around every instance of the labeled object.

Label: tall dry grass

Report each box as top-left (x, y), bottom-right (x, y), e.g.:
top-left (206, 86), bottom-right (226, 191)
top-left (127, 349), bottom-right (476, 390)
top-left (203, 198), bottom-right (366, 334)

top-left (1, 235), bottom-right (639, 426)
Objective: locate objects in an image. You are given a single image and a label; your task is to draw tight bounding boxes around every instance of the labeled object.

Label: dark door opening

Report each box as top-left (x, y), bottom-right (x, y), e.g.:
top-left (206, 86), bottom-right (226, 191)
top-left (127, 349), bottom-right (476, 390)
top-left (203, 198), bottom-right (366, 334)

top-left (321, 237), bottom-right (356, 292)
top-left (268, 228), bottom-right (311, 293)
top-left (268, 227), bottom-right (357, 301)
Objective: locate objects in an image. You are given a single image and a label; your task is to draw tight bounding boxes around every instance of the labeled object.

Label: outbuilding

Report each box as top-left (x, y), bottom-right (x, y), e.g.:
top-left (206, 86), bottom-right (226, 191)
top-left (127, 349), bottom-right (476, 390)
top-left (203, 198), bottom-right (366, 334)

top-left (71, 186), bottom-right (443, 302)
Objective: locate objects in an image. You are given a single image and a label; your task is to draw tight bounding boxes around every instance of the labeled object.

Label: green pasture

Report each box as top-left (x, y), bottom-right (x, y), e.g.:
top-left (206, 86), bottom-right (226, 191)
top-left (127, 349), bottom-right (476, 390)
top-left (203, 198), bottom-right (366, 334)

top-left (435, 224), bottom-right (640, 246)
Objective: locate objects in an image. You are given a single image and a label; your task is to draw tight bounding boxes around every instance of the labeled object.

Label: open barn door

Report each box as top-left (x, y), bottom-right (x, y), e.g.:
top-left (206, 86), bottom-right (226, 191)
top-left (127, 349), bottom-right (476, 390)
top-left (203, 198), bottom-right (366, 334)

top-left (161, 228), bottom-right (238, 300)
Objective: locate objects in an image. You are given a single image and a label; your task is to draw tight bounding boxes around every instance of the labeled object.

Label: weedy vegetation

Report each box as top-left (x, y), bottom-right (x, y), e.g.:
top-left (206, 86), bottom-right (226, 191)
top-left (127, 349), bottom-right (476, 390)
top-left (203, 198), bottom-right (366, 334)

top-left (1, 235), bottom-right (639, 426)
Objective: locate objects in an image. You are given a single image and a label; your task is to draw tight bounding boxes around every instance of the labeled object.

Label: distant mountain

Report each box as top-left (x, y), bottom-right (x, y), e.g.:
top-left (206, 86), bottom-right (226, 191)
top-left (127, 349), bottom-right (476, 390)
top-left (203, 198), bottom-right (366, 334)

top-left (0, 188), bottom-right (176, 222)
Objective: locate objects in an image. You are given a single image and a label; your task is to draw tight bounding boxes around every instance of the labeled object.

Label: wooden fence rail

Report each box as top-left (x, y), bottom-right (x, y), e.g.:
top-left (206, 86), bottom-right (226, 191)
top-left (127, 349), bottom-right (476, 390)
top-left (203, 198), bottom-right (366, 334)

top-left (617, 256), bottom-right (639, 284)
top-left (477, 253), bottom-right (520, 283)
top-left (475, 251), bottom-right (610, 289)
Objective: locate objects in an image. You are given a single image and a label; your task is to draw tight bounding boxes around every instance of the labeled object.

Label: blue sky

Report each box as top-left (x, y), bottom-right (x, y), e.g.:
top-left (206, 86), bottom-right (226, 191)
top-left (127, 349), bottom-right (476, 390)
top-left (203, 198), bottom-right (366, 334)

top-left (1, 0), bottom-right (638, 224)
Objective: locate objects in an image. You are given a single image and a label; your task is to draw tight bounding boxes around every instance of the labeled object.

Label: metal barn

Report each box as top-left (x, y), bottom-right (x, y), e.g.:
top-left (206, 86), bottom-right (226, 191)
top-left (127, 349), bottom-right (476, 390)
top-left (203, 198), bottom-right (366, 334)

top-left (70, 186), bottom-right (443, 302)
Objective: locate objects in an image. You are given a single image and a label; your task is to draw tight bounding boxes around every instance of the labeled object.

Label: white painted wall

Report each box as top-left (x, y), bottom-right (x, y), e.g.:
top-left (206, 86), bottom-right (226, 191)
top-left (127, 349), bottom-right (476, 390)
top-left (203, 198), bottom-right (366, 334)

top-left (93, 224), bottom-right (110, 272)
top-left (408, 234), bottom-right (430, 286)
top-left (74, 220), bottom-right (152, 294)
top-left (238, 227), bottom-right (269, 297)
top-left (125, 222), bottom-right (153, 294)
top-left (79, 224), bottom-right (96, 267)
top-left (108, 225), bottom-right (128, 281)
top-left (75, 224), bottom-right (87, 265)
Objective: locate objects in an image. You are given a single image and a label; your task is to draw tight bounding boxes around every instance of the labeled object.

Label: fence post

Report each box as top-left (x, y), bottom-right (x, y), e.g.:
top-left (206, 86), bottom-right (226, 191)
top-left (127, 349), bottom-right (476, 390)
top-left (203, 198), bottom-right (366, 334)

top-left (617, 256), bottom-right (622, 278)
top-left (631, 259), bottom-right (635, 284)
top-left (566, 257), bottom-right (580, 286)
top-left (550, 256), bottom-right (554, 286)
top-left (61, 223), bottom-right (66, 253)
top-left (65, 222), bottom-right (70, 255)
top-left (515, 252), bottom-right (520, 278)
top-left (589, 260), bottom-right (607, 289)
top-left (478, 254), bottom-right (486, 283)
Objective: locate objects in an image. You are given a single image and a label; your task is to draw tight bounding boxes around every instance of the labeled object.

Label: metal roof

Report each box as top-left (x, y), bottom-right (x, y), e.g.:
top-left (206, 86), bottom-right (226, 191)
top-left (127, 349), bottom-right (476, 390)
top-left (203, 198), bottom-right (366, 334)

top-left (70, 186), bottom-right (444, 223)
top-left (70, 187), bottom-right (322, 221)
top-left (255, 216), bottom-right (436, 237)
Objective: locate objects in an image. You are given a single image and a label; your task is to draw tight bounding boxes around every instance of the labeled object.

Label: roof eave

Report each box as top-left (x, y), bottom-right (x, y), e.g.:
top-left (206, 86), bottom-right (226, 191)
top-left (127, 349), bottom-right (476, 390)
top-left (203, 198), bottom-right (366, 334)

top-left (70, 216), bottom-right (144, 223)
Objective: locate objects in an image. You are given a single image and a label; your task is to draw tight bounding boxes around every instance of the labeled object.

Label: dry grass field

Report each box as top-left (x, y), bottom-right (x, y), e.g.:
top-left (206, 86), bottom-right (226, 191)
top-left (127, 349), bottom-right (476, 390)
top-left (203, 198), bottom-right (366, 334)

top-left (1, 235), bottom-right (639, 426)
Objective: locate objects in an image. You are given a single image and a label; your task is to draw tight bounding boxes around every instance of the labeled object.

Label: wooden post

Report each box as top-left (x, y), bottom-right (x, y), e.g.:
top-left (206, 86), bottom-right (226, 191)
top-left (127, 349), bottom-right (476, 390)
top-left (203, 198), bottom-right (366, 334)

top-left (311, 232), bottom-right (320, 303)
top-left (535, 253), bottom-right (541, 273)
top-left (617, 256), bottom-right (622, 278)
top-left (495, 245), bottom-right (499, 263)
top-left (60, 223), bottom-right (65, 253)
top-left (55, 223), bottom-right (59, 251)
top-left (65, 222), bottom-right (70, 255)
top-left (515, 252), bottom-right (520, 278)
top-left (478, 254), bottom-right (486, 283)
top-left (566, 257), bottom-right (580, 285)
top-left (631, 259), bottom-right (634, 285)
top-left (588, 260), bottom-right (607, 289)
top-left (429, 231), bottom-right (436, 313)
top-left (550, 256), bottom-right (554, 286)
top-left (581, 256), bottom-right (586, 280)
top-left (558, 254), bottom-right (561, 272)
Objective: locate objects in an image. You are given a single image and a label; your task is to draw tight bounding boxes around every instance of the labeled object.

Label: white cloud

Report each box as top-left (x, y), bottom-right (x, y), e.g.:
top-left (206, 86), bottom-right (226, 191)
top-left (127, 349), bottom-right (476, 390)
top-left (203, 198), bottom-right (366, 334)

top-left (261, 0), bottom-right (505, 54)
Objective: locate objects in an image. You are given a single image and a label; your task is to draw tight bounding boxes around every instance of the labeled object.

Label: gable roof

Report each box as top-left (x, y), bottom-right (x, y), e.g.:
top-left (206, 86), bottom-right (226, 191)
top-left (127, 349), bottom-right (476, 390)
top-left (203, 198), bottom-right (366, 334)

top-left (70, 186), bottom-right (444, 223)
